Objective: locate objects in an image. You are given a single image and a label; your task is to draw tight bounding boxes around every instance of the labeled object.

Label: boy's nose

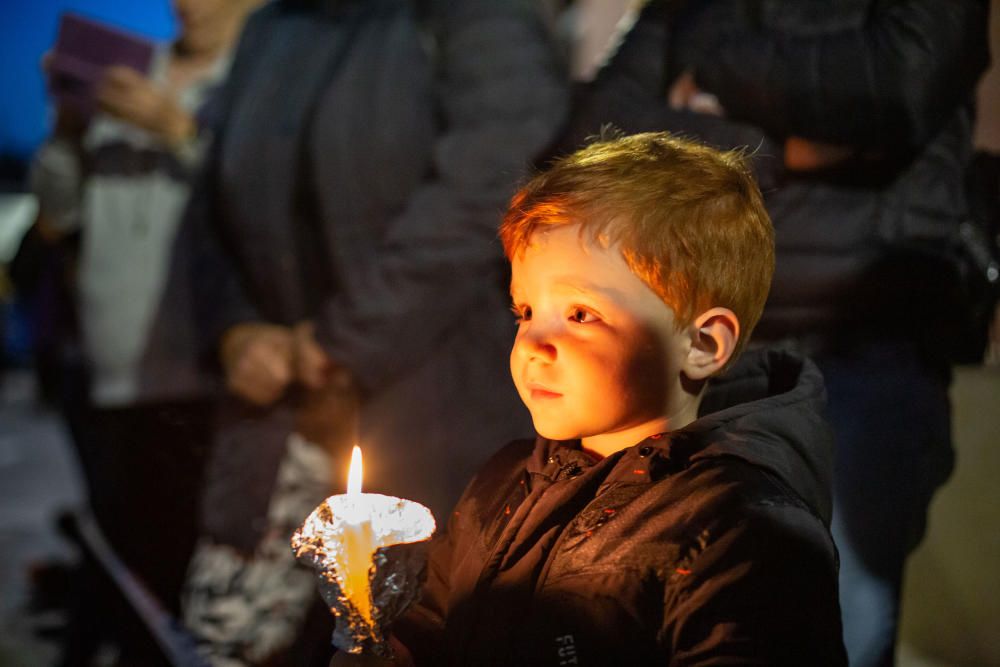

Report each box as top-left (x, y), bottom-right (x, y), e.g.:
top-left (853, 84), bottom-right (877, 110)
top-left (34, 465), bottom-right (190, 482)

top-left (517, 326), bottom-right (557, 363)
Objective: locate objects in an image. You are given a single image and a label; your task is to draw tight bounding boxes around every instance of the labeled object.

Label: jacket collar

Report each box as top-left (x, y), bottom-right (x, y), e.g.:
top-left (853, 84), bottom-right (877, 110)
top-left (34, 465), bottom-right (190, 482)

top-left (527, 347), bottom-right (834, 524)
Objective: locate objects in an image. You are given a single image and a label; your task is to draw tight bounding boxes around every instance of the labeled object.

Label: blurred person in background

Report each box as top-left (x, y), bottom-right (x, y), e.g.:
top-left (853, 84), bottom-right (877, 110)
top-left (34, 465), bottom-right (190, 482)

top-left (28, 0), bottom-right (261, 663)
top-left (175, 0), bottom-right (567, 664)
top-left (561, 1), bottom-right (991, 665)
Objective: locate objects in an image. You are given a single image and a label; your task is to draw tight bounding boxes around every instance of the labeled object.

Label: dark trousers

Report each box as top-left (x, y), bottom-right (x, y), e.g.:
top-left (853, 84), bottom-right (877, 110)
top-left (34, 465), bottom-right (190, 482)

top-left (817, 340), bottom-right (953, 667)
top-left (61, 397), bottom-right (213, 666)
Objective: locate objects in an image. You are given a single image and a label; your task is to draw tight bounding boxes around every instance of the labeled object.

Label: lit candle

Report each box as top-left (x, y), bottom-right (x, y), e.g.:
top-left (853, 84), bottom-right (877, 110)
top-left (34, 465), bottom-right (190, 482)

top-left (339, 446), bottom-right (377, 624)
top-left (291, 445), bottom-right (436, 655)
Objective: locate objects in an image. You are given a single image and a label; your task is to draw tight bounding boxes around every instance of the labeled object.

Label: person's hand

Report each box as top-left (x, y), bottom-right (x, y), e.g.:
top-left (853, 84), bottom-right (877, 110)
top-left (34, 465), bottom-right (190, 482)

top-left (220, 322), bottom-right (295, 406)
top-left (329, 652), bottom-right (390, 666)
top-left (40, 51), bottom-right (90, 140)
top-left (328, 635), bottom-right (415, 666)
top-left (293, 320), bottom-right (333, 390)
top-left (95, 66), bottom-right (195, 145)
top-left (288, 320), bottom-right (359, 448)
top-left (668, 69), bottom-right (725, 116)
top-left (784, 136), bottom-right (856, 172)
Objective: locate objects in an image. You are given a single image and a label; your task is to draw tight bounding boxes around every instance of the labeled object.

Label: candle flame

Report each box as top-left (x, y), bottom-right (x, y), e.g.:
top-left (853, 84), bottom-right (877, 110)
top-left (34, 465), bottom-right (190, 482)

top-left (347, 445), bottom-right (363, 495)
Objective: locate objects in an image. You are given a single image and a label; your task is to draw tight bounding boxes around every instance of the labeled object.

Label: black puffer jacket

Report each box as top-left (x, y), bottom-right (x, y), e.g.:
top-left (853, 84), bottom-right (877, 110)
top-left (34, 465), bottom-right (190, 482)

top-left (396, 349), bottom-right (847, 666)
top-left (565, 0), bottom-right (989, 349)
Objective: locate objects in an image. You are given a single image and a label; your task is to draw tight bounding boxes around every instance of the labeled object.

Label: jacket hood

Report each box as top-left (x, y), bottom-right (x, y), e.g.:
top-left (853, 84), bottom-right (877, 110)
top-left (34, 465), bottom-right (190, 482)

top-left (680, 347), bottom-right (835, 524)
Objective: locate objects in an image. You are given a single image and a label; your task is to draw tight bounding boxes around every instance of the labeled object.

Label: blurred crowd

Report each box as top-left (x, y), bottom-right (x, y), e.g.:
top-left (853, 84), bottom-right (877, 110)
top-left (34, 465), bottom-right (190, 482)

top-left (1, 1), bottom-right (998, 666)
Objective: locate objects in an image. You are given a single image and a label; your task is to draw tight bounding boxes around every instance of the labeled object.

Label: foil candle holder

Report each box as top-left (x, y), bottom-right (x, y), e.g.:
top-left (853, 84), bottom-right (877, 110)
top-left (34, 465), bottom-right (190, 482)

top-left (291, 447), bottom-right (436, 657)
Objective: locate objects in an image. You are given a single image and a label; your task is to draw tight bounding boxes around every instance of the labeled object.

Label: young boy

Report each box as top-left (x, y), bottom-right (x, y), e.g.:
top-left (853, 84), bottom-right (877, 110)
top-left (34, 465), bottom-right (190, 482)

top-left (340, 132), bottom-right (846, 665)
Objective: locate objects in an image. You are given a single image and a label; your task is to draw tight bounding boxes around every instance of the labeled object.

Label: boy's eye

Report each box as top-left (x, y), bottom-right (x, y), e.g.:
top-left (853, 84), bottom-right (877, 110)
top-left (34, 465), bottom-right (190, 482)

top-left (569, 308), bottom-right (596, 324)
top-left (511, 304), bottom-right (532, 322)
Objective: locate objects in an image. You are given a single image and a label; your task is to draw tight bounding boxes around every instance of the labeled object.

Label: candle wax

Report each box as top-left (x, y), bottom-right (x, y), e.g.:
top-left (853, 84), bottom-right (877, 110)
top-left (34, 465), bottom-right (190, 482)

top-left (339, 509), bottom-right (377, 625)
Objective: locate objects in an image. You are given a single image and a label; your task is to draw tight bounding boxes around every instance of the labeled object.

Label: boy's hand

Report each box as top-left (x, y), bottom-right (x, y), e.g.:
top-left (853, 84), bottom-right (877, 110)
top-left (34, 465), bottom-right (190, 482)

top-left (96, 66), bottom-right (195, 146)
top-left (328, 636), bottom-right (415, 667)
top-left (220, 322), bottom-right (295, 406)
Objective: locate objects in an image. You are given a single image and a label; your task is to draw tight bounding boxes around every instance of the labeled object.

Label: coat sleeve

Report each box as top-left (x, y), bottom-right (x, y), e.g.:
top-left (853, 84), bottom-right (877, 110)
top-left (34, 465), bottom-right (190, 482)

top-left (29, 138), bottom-right (85, 234)
top-left (391, 529), bottom-right (453, 665)
top-left (561, 1), bottom-right (784, 192)
top-left (184, 139), bottom-right (261, 361)
top-left (660, 505), bottom-right (847, 666)
top-left (689, 0), bottom-right (990, 150)
top-left (313, 0), bottom-right (568, 393)
top-left (181, 9), bottom-right (276, 361)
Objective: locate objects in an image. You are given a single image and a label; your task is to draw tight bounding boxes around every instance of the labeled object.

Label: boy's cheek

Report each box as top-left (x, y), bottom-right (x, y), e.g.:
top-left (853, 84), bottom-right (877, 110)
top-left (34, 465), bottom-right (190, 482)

top-left (523, 402), bottom-right (583, 442)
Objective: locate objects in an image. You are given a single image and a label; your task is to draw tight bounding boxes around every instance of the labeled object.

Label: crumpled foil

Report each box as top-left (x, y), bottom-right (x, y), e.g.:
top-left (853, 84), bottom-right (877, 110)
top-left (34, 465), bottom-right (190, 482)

top-left (291, 494), bottom-right (436, 657)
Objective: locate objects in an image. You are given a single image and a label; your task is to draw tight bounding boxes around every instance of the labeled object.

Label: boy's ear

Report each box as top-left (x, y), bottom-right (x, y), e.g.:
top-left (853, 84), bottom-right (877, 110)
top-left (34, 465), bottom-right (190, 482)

top-left (683, 307), bottom-right (740, 381)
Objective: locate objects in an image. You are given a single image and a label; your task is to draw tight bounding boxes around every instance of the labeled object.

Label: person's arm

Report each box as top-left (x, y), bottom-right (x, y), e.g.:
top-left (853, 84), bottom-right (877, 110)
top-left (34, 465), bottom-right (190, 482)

top-left (183, 114), bottom-right (301, 406)
top-left (313, 0), bottom-right (568, 394)
top-left (689, 0), bottom-right (990, 151)
top-left (29, 140), bottom-right (83, 240)
top-left (95, 65), bottom-right (197, 148)
top-left (178, 8), bottom-right (294, 403)
top-left (28, 102), bottom-right (92, 240)
top-left (562, 1), bottom-right (783, 191)
top-left (662, 507), bottom-right (847, 666)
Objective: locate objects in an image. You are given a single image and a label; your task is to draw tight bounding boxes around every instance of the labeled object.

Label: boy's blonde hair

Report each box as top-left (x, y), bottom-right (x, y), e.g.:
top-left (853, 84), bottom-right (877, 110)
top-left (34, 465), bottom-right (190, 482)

top-left (500, 132), bottom-right (775, 361)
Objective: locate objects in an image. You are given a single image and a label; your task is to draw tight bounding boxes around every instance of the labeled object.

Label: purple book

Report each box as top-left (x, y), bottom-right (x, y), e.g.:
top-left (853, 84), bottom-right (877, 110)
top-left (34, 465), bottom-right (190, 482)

top-left (48, 13), bottom-right (155, 115)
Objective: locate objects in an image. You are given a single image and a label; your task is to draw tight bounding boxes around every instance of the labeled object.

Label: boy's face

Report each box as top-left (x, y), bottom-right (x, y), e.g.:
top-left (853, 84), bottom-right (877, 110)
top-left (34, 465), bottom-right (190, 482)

top-left (509, 225), bottom-right (691, 449)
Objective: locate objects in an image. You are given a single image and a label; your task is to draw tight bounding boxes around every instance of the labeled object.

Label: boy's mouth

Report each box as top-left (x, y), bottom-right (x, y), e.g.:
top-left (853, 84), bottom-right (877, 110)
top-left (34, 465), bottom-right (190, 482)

top-left (526, 382), bottom-right (562, 400)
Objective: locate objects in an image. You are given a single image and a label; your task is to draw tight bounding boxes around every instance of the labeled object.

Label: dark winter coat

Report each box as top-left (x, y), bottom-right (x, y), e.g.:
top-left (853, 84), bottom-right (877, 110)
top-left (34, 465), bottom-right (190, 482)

top-left (565, 0), bottom-right (989, 351)
top-left (179, 0), bottom-right (568, 545)
top-left (396, 349), bottom-right (847, 666)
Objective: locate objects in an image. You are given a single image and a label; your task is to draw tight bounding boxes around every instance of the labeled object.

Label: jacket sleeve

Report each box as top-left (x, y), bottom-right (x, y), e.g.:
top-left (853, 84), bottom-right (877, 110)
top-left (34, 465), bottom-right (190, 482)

top-left (689, 0), bottom-right (990, 150)
top-left (183, 11), bottom-right (272, 360)
top-left (391, 529), bottom-right (453, 665)
top-left (28, 138), bottom-right (84, 234)
top-left (661, 505), bottom-right (847, 666)
top-left (185, 140), bottom-right (261, 361)
top-left (314, 0), bottom-right (568, 393)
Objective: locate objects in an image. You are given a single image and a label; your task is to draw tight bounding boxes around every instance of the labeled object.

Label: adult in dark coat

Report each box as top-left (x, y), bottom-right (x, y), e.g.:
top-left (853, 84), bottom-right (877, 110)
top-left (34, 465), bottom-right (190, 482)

top-left (175, 0), bottom-right (567, 663)
top-left (560, 1), bottom-right (989, 665)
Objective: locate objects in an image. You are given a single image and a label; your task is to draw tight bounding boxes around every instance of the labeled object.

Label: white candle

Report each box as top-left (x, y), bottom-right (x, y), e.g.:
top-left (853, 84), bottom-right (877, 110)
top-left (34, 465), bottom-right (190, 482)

top-left (340, 446), bottom-right (377, 624)
top-left (291, 445), bottom-right (436, 652)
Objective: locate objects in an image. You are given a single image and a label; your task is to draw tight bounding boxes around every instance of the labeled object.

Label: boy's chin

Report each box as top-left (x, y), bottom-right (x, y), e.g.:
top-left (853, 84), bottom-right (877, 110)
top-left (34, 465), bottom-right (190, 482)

top-left (530, 419), bottom-right (584, 443)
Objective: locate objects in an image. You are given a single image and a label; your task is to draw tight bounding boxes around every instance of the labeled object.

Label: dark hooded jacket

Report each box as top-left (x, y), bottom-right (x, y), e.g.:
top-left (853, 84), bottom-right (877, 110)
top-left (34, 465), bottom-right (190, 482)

top-left (395, 349), bottom-right (847, 666)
